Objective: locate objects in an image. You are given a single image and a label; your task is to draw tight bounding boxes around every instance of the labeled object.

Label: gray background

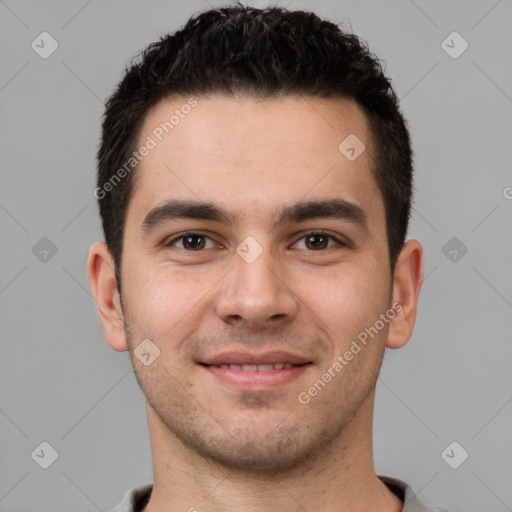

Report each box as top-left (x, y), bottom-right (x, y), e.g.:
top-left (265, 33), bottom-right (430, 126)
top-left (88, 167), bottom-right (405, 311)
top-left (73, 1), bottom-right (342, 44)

top-left (1, 0), bottom-right (511, 510)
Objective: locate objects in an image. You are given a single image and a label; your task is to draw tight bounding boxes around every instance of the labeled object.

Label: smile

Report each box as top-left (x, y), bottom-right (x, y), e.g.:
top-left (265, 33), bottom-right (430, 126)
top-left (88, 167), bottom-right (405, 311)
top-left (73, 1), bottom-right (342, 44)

top-left (205, 362), bottom-right (305, 371)
top-left (201, 361), bottom-right (312, 390)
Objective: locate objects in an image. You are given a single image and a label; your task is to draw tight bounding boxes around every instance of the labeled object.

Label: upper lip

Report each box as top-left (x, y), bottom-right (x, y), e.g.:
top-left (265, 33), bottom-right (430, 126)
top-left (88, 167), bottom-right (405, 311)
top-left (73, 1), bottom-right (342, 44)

top-left (200, 350), bottom-right (311, 366)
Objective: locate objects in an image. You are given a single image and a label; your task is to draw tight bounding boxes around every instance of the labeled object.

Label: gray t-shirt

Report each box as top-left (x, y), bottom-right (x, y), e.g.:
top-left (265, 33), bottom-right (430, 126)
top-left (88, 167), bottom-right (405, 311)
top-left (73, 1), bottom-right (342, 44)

top-left (109, 475), bottom-right (449, 511)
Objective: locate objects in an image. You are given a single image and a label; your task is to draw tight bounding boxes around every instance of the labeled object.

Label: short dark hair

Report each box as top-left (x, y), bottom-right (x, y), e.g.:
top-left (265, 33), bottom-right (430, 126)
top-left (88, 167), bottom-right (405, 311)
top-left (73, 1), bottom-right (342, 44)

top-left (97, 3), bottom-right (413, 291)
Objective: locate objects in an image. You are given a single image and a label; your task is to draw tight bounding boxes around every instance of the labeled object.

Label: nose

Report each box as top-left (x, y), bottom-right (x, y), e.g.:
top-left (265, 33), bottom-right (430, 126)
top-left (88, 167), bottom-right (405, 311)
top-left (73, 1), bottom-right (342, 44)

top-left (214, 246), bottom-right (299, 329)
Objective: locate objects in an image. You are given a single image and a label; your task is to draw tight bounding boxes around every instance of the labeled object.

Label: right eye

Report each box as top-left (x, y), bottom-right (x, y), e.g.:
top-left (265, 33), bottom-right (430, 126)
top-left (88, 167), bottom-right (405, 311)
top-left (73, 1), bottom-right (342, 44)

top-left (164, 232), bottom-right (218, 251)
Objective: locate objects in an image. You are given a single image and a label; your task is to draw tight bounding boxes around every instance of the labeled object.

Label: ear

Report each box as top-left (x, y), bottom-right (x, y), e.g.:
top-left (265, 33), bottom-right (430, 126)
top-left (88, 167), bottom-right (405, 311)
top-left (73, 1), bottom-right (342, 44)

top-left (87, 241), bottom-right (128, 352)
top-left (386, 239), bottom-right (423, 349)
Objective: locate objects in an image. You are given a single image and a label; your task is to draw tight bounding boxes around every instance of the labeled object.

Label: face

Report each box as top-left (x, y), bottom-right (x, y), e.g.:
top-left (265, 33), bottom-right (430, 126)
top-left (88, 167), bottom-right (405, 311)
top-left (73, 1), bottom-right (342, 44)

top-left (112, 94), bottom-right (398, 475)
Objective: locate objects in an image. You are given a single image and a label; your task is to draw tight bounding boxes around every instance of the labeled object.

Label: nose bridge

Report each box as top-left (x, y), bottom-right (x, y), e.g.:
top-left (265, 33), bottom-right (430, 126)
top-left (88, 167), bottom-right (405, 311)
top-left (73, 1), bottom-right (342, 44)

top-left (214, 237), bottom-right (298, 327)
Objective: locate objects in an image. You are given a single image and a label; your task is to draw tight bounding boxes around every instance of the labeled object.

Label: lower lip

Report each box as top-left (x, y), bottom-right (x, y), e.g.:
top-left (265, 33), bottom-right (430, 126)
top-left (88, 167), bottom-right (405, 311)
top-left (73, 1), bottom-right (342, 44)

top-left (202, 364), bottom-right (311, 390)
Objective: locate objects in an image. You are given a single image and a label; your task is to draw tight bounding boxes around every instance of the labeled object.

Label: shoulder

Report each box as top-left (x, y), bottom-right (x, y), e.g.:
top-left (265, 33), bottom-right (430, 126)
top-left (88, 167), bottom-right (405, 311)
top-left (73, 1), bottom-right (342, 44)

top-left (378, 475), bottom-right (450, 512)
top-left (108, 483), bottom-right (153, 512)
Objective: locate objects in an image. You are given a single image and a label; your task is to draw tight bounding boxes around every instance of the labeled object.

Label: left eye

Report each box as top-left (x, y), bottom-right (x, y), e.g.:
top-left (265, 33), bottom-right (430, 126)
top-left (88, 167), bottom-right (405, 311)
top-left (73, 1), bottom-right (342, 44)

top-left (293, 232), bottom-right (343, 250)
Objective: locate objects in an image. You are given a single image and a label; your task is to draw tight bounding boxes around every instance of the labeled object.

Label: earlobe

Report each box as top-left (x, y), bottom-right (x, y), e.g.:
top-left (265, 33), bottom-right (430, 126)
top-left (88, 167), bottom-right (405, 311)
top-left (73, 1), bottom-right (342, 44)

top-left (87, 241), bottom-right (128, 352)
top-left (386, 239), bottom-right (424, 349)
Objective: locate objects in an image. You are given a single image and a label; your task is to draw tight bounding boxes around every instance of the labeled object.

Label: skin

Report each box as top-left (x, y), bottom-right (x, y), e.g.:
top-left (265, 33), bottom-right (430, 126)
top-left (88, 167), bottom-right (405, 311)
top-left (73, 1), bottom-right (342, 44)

top-left (88, 94), bottom-right (423, 512)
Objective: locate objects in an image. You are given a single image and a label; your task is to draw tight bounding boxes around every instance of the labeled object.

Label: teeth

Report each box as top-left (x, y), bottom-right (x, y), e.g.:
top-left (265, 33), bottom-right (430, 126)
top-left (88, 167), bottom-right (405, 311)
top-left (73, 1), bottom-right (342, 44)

top-left (212, 362), bottom-right (301, 371)
top-left (257, 364), bottom-right (275, 372)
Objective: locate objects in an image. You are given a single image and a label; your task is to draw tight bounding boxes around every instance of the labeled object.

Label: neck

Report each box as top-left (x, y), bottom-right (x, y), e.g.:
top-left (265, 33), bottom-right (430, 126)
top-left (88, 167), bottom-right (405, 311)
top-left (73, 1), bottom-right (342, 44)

top-left (141, 393), bottom-right (402, 512)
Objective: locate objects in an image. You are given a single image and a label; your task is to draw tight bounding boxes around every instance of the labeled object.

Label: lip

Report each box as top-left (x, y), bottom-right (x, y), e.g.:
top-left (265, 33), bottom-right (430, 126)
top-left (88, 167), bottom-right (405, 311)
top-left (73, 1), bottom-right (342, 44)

top-left (200, 350), bottom-right (311, 366)
top-left (202, 362), bottom-right (312, 390)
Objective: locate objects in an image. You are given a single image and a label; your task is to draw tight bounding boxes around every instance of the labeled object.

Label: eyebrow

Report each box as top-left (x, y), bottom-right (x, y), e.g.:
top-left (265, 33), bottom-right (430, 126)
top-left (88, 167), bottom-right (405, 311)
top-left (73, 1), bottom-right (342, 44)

top-left (140, 198), bottom-right (368, 235)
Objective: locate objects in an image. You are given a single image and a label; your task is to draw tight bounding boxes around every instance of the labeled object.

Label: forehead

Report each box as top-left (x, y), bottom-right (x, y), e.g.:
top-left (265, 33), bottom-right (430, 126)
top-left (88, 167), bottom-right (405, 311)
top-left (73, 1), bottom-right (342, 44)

top-left (128, 94), bottom-right (383, 231)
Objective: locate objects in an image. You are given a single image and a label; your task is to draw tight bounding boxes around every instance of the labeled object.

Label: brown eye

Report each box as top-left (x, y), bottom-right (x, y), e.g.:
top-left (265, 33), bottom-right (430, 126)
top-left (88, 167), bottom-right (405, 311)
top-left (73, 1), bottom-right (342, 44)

top-left (305, 234), bottom-right (329, 250)
top-left (182, 234), bottom-right (206, 250)
top-left (166, 232), bottom-right (215, 250)
top-left (294, 232), bottom-right (344, 251)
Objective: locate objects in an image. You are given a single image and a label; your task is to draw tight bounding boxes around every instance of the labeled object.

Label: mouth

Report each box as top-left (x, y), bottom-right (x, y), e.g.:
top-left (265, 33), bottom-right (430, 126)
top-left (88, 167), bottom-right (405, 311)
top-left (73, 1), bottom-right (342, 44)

top-left (198, 351), bottom-right (313, 390)
top-left (201, 362), bottom-right (308, 371)
top-left (199, 349), bottom-right (312, 366)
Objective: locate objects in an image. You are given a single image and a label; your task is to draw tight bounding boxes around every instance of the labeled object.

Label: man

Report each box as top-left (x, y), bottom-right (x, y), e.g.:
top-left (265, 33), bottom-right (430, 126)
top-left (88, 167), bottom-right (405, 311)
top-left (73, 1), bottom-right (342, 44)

top-left (87, 4), bottom-right (446, 511)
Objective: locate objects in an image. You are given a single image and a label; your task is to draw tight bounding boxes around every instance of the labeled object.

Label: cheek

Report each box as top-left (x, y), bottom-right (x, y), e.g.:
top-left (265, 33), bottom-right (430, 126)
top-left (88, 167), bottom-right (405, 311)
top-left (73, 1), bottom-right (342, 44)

top-left (122, 259), bottom-right (216, 341)
top-left (293, 264), bottom-right (389, 342)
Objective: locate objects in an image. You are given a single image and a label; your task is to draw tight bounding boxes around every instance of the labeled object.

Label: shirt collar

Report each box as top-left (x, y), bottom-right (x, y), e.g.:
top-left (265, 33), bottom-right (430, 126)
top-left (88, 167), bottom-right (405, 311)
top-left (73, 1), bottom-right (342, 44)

top-left (110, 475), bottom-right (437, 512)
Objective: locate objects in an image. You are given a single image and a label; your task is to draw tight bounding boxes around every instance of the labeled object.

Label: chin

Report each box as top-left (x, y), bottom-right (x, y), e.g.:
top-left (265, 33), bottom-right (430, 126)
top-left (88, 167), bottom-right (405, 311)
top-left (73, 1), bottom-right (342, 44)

top-left (168, 415), bottom-right (341, 478)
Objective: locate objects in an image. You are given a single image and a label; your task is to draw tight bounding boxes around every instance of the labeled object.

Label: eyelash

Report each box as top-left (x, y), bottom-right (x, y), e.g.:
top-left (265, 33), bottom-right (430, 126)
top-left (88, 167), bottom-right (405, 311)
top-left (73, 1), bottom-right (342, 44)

top-left (164, 230), bottom-right (347, 251)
